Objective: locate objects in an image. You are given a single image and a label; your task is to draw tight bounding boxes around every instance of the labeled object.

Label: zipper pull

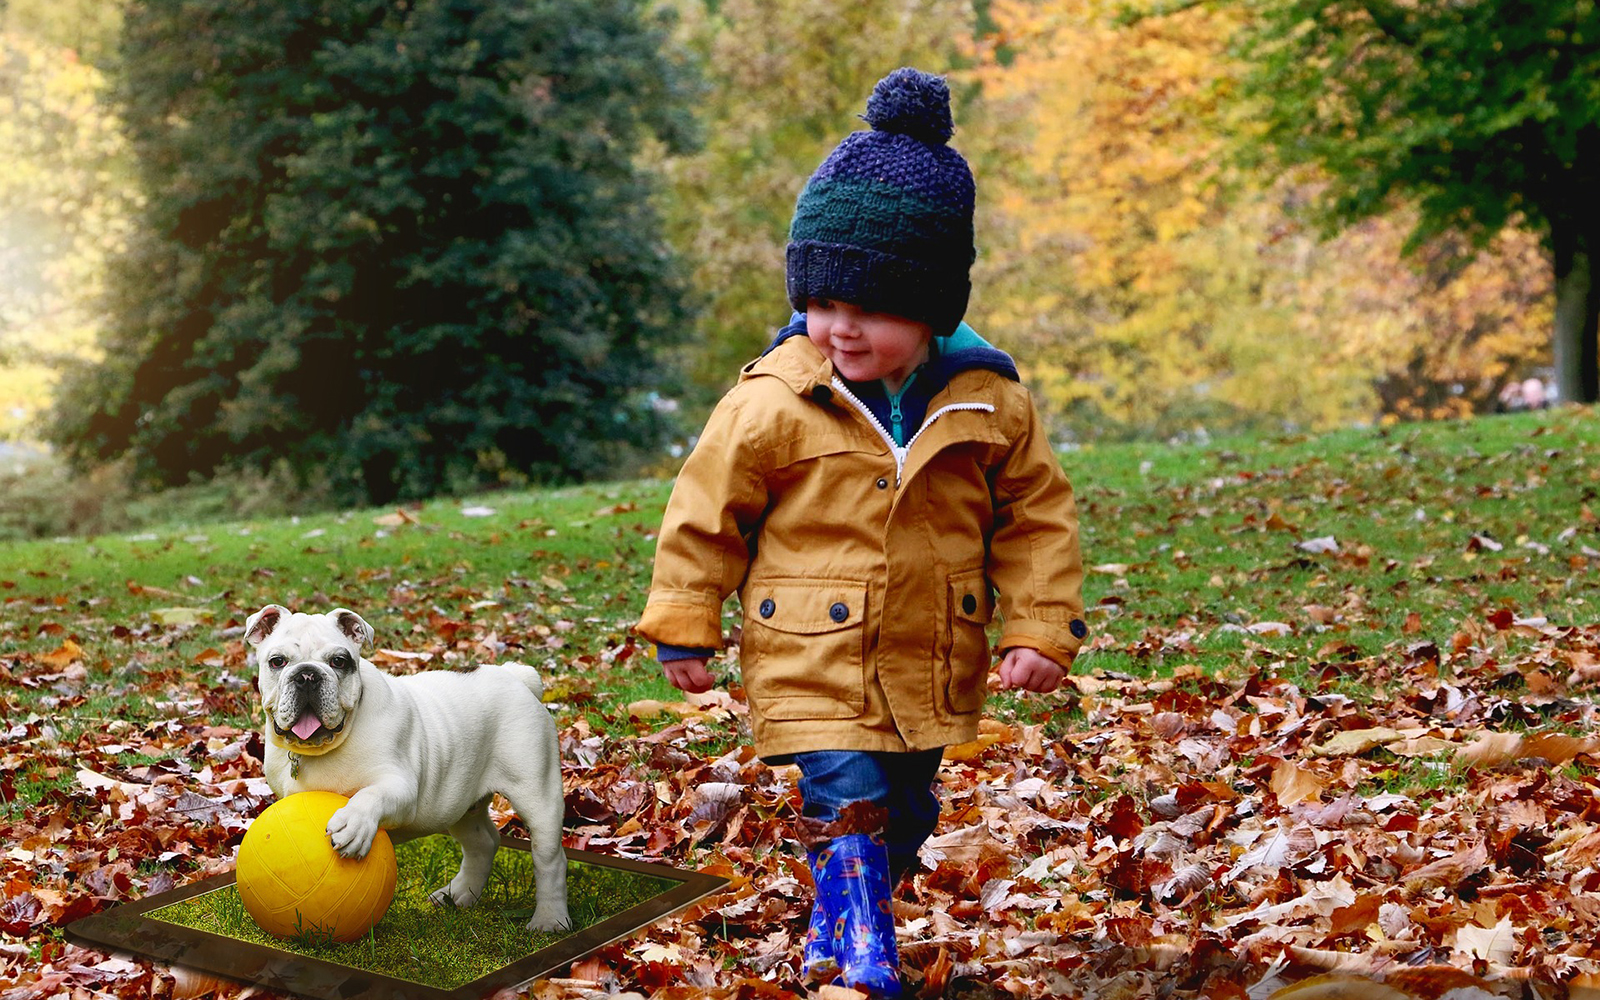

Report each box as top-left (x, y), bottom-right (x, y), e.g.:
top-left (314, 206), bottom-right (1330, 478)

top-left (886, 371), bottom-right (916, 447)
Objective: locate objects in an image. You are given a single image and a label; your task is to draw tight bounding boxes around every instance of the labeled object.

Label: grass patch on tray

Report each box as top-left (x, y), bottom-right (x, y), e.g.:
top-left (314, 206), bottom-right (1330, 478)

top-left (148, 834), bottom-right (674, 988)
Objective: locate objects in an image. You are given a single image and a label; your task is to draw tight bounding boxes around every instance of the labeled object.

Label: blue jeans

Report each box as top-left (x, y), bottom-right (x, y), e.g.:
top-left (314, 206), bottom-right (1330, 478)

top-left (793, 749), bottom-right (943, 881)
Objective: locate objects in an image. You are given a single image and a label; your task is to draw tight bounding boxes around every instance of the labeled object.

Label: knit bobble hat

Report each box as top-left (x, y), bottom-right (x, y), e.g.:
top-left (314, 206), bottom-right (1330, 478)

top-left (786, 67), bottom-right (976, 335)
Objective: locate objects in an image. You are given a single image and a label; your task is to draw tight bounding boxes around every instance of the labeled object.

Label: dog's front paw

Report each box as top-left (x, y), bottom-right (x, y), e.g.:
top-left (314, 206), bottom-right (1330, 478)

top-left (428, 882), bottom-right (482, 908)
top-left (326, 805), bottom-right (379, 859)
top-left (525, 906), bottom-right (571, 933)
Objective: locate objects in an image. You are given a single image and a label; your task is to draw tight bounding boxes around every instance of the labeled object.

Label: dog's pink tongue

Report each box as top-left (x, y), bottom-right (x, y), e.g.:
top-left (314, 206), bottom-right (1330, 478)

top-left (290, 713), bottom-right (321, 740)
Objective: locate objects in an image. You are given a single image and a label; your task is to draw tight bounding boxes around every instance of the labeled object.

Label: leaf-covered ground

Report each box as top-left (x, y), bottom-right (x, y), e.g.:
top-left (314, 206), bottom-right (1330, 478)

top-left (3, 407), bottom-right (1599, 999)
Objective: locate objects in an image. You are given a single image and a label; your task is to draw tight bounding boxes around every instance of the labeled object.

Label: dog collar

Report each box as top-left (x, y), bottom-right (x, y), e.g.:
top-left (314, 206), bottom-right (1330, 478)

top-left (288, 752), bottom-right (302, 779)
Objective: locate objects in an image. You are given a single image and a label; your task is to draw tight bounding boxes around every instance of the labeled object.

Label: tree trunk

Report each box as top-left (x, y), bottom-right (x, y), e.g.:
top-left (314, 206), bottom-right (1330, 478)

top-left (1551, 216), bottom-right (1600, 405)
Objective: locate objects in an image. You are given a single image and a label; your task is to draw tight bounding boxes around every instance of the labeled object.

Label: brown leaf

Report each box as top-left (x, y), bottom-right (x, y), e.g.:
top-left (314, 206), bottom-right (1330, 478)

top-left (1326, 893), bottom-right (1383, 938)
top-left (168, 966), bottom-right (235, 999)
top-left (1310, 727), bottom-right (1402, 757)
top-left (920, 825), bottom-right (1009, 869)
top-left (1402, 842), bottom-right (1488, 894)
top-left (1453, 731), bottom-right (1523, 769)
top-left (1266, 974), bottom-right (1415, 999)
top-left (918, 945), bottom-right (953, 997)
top-left (1223, 823), bottom-right (1318, 883)
top-left (1154, 863), bottom-right (1213, 904)
top-left (1269, 759), bottom-right (1326, 807)
top-left (942, 734), bottom-right (1002, 761)
top-left (1519, 731), bottom-right (1600, 764)
top-left (372, 508), bottom-right (421, 527)
top-left (1302, 604), bottom-right (1338, 625)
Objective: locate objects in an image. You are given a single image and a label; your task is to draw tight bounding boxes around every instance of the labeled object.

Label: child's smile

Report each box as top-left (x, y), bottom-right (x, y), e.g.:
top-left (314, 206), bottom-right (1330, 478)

top-left (805, 298), bottom-right (932, 394)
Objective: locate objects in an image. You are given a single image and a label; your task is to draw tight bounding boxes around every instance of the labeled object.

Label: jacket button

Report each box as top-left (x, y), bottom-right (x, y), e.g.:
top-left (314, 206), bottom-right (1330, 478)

top-left (962, 594), bottom-right (977, 615)
top-left (810, 384), bottom-right (833, 404)
top-left (1070, 619), bottom-right (1088, 639)
top-left (876, 478), bottom-right (889, 490)
top-left (829, 602), bottom-right (848, 623)
top-left (760, 598), bottom-right (776, 618)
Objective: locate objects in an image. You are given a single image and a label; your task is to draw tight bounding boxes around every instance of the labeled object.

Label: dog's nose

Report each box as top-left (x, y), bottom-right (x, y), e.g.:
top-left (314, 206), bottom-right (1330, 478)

top-left (291, 665), bottom-right (319, 687)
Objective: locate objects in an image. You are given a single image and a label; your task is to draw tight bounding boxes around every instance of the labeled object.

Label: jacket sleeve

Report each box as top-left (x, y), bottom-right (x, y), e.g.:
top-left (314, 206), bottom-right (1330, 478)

top-left (987, 392), bottom-right (1087, 666)
top-left (635, 388), bottom-right (770, 650)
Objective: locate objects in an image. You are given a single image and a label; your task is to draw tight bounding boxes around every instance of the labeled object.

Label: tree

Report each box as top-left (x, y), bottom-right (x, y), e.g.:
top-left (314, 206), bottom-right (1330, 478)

top-left (1236, 0), bottom-right (1600, 404)
top-left (959, 0), bottom-right (1552, 440)
top-left (0, 0), bottom-right (132, 440)
top-left (51, 0), bottom-right (698, 503)
top-left (965, 0), bottom-right (1377, 438)
top-left (651, 0), bottom-right (972, 404)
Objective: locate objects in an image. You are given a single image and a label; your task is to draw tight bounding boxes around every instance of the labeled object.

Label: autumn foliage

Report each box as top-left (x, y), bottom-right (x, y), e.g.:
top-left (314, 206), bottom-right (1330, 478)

top-left (4, 407), bottom-right (1600, 998)
top-left (958, 0), bottom-right (1552, 440)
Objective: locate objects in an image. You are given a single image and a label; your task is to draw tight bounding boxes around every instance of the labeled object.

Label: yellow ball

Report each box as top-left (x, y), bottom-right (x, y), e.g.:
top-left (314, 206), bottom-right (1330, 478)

top-left (236, 791), bottom-right (397, 943)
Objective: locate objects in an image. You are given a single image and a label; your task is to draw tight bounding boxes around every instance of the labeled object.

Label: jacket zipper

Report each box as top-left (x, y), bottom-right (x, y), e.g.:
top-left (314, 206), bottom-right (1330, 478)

top-left (829, 376), bottom-right (996, 487)
top-left (887, 371), bottom-right (917, 444)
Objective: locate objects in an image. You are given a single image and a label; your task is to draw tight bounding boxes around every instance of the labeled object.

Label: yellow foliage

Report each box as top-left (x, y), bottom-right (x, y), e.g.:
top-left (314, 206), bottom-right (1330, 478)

top-left (652, 0), bottom-right (974, 399)
top-left (958, 0), bottom-right (1551, 440)
top-left (0, 3), bottom-right (133, 439)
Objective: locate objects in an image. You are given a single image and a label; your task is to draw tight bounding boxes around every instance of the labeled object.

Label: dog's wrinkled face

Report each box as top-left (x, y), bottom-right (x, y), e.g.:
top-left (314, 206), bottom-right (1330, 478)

top-left (246, 605), bottom-right (372, 756)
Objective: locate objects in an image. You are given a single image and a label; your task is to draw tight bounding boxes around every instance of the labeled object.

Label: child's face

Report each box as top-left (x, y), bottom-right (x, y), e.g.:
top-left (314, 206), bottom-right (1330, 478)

top-left (805, 298), bottom-right (932, 391)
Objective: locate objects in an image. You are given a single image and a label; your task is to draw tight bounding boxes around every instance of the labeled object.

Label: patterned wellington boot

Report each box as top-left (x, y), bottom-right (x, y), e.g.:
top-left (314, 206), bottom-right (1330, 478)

top-left (811, 834), bottom-right (902, 997)
top-left (799, 893), bottom-right (836, 982)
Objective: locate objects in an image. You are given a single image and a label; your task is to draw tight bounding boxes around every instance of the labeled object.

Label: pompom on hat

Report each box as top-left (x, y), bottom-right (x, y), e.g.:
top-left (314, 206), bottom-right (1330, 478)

top-left (786, 67), bottom-right (975, 335)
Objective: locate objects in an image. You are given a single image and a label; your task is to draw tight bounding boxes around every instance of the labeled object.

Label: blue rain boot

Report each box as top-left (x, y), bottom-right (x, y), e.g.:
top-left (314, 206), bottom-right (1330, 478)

top-left (799, 893), bottom-right (836, 982)
top-left (812, 834), bottom-right (902, 997)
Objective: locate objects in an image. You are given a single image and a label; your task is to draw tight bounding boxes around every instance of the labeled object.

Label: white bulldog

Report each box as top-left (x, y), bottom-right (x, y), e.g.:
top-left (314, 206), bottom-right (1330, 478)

top-left (244, 604), bottom-right (569, 931)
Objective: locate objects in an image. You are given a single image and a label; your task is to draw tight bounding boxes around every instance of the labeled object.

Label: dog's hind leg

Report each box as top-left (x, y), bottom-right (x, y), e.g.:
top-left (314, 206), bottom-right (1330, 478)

top-left (504, 765), bottom-right (570, 932)
top-left (429, 794), bottom-right (497, 908)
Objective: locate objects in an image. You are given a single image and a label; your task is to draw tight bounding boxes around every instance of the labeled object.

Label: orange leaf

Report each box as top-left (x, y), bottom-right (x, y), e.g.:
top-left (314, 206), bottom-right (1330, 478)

top-left (39, 639), bottom-right (84, 669)
top-left (1269, 759), bottom-right (1326, 806)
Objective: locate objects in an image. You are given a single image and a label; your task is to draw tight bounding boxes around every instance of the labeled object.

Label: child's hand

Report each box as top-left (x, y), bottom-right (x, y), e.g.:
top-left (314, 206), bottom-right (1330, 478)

top-left (996, 647), bottom-right (1066, 693)
top-left (663, 656), bottom-right (715, 694)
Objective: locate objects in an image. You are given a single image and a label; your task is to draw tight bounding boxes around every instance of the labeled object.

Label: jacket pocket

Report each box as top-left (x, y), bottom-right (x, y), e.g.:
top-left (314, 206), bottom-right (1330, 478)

top-left (741, 577), bottom-right (868, 720)
top-left (944, 567), bottom-right (993, 714)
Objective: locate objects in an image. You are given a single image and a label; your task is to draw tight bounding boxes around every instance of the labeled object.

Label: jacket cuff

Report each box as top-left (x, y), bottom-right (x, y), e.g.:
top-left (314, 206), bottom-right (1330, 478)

top-left (997, 617), bottom-right (1086, 666)
top-left (656, 643), bottom-right (715, 662)
top-left (635, 590), bottom-right (725, 650)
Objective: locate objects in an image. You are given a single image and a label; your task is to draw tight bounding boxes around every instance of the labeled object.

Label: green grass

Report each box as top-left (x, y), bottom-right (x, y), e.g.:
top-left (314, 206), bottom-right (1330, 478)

top-left (1, 407), bottom-right (1597, 815)
top-left (149, 834), bottom-right (675, 988)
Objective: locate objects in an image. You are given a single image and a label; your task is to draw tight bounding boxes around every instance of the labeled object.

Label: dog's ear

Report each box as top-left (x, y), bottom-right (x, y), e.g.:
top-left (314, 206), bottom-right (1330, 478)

top-left (244, 605), bottom-right (289, 646)
top-left (329, 609), bottom-right (374, 649)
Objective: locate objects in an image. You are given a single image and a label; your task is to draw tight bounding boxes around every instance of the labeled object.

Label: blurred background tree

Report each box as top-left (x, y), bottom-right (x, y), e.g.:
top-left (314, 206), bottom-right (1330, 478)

top-left (649, 0), bottom-right (973, 405)
top-left (0, 0), bottom-right (133, 441)
top-left (962, 0), bottom-right (1550, 439)
top-left (0, 0), bottom-right (1577, 526)
top-left (47, 0), bottom-right (699, 504)
top-left (1236, 0), bottom-right (1598, 405)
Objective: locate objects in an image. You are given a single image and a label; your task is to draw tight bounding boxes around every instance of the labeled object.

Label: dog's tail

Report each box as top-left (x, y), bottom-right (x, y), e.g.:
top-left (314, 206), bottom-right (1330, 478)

top-left (500, 661), bottom-right (545, 702)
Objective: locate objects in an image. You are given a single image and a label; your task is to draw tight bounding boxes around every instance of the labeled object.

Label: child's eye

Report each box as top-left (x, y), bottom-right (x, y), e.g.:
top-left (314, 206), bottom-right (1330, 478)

top-left (809, 297), bottom-right (835, 311)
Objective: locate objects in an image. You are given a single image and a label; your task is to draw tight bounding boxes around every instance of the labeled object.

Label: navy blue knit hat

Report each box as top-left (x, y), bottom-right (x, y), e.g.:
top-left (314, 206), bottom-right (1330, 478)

top-left (786, 68), bottom-right (975, 335)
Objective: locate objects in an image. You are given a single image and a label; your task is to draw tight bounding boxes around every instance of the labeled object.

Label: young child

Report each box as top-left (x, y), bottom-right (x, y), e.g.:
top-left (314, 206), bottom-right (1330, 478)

top-left (634, 67), bottom-right (1086, 997)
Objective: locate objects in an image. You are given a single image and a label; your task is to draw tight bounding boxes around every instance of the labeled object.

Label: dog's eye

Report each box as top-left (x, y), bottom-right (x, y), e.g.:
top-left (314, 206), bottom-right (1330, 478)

top-left (267, 654), bottom-right (287, 669)
top-left (329, 654), bottom-right (352, 670)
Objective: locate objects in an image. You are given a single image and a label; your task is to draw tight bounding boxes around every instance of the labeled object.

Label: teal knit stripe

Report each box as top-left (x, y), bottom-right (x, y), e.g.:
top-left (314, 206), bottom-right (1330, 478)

top-left (790, 177), bottom-right (972, 261)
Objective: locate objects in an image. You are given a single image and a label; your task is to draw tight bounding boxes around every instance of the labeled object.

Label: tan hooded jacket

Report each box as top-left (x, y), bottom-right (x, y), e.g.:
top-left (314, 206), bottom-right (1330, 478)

top-left (635, 334), bottom-right (1085, 759)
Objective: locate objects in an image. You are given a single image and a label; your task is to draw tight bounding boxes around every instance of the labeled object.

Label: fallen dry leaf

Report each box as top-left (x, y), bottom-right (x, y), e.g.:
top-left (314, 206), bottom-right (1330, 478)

top-left (1455, 915), bottom-right (1518, 965)
top-left (1267, 973), bottom-right (1416, 1000)
top-left (1402, 842), bottom-right (1488, 894)
top-left (1310, 727), bottom-right (1402, 757)
top-left (1269, 759), bottom-right (1326, 806)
